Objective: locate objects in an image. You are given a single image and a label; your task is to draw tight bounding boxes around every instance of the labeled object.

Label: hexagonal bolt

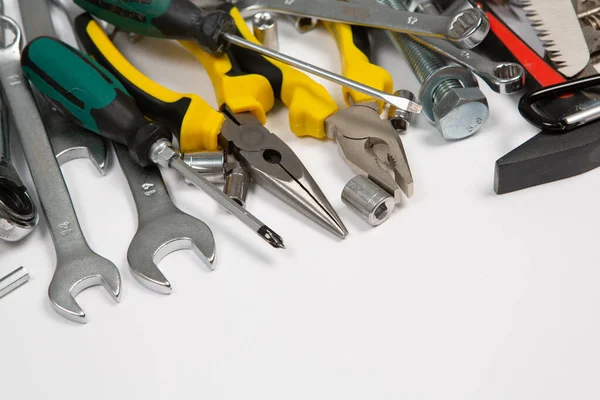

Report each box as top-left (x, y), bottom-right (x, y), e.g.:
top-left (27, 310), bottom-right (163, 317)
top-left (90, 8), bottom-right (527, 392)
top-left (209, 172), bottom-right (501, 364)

top-left (378, 0), bottom-right (489, 140)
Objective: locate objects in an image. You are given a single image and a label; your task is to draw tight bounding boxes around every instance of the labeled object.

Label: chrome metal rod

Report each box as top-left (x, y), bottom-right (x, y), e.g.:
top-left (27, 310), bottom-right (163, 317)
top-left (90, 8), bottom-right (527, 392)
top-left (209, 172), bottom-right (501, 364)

top-left (170, 157), bottom-right (285, 249)
top-left (224, 33), bottom-right (422, 113)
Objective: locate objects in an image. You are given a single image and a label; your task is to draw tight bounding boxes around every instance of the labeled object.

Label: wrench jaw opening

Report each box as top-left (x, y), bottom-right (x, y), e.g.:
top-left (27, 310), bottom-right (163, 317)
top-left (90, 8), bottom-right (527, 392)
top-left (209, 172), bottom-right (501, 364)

top-left (48, 116), bottom-right (110, 175)
top-left (127, 214), bottom-right (216, 295)
top-left (48, 254), bottom-right (122, 323)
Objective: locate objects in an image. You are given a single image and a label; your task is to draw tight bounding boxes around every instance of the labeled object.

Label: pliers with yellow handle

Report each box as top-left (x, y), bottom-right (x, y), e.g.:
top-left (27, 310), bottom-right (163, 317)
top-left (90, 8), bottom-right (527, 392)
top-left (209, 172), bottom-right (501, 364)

top-left (74, 13), bottom-right (348, 239)
top-left (224, 4), bottom-right (414, 201)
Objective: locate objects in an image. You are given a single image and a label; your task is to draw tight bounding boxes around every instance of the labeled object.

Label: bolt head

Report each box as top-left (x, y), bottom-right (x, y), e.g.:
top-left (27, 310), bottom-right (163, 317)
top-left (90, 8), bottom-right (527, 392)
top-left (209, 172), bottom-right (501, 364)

top-left (433, 87), bottom-right (489, 140)
top-left (151, 140), bottom-right (179, 168)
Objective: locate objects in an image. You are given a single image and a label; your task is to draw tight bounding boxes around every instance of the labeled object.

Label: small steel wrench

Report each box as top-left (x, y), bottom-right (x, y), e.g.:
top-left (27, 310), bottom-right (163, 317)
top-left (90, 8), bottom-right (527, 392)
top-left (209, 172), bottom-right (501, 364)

top-left (114, 144), bottom-right (216, 294)
top-left (0, 16), bottom-right (121, 323)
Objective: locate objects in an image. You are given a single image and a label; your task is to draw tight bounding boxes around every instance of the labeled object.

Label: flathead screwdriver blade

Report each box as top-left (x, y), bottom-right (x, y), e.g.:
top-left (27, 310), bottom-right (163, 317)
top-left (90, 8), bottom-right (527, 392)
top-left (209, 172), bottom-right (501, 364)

top-left (169, 156), bottom-right (286, 249)
top-left (223, 33), bottom-right (423, 113)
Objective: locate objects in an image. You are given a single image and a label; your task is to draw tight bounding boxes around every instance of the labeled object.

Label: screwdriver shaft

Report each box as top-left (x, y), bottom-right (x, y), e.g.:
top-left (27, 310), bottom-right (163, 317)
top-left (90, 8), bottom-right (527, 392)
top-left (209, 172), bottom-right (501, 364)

top-left (169, 157), bottom-right (285, 248)
top-left (224, 33), bottom-right (422, 113)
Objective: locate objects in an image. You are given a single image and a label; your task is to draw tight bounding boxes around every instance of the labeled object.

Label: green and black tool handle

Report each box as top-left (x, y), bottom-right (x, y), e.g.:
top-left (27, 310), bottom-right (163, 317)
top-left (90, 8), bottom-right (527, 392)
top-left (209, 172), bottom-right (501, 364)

top-left (21, 36), bottom-right (171, 167)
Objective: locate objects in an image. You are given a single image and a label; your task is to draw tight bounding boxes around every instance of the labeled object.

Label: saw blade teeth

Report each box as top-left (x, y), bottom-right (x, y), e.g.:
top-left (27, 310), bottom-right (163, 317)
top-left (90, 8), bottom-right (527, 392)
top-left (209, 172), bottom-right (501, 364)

top-left (519, 0), bottom-right (590, 77)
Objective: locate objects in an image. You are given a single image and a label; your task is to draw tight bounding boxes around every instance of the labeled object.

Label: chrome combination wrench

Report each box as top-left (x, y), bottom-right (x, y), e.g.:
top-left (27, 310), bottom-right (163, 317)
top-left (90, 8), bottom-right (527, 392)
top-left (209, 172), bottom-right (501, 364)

top-left (0, 16), bottom-right (121, 323)
top-left (235, 0), bottom-right (490, 49)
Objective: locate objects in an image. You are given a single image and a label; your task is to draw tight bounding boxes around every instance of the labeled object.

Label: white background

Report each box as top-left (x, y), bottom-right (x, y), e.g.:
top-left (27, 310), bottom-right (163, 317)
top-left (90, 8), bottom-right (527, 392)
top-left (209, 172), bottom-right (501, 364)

top-left (2, 3), bottom-right (600, 400)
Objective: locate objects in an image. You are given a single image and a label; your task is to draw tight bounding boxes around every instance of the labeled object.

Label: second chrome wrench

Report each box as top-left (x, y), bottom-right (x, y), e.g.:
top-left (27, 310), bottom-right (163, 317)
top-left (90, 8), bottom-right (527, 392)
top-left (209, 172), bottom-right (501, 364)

top-left (0, 16), bottom-right (121, 323)
top-left (114, 144), bottom-right (216, 294)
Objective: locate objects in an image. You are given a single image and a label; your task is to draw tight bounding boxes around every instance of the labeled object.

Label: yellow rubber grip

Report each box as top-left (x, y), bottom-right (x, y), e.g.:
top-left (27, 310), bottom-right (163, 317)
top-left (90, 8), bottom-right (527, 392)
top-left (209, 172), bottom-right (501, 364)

top-left (230, 8), bottom-right (338, 139)
top-left (322, 22), bottom-right (394, 112)
top-left (179, 41), bottom-right (274, 123)
top-left (83, 18), bottom-right (223, 151)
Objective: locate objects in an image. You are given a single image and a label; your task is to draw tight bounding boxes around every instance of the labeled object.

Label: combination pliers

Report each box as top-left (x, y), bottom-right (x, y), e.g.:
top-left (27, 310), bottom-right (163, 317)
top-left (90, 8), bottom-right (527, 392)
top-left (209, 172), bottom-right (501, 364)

top-left (75, 13), bottom-right (348, 238)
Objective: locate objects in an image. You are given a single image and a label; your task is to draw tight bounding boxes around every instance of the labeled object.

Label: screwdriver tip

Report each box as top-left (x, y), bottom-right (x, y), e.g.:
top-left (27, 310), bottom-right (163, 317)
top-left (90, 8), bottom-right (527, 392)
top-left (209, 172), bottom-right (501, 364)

top-left (258, 226), bottom-right (286, 249)
top-left (385, 93), bottom-right (423, 114)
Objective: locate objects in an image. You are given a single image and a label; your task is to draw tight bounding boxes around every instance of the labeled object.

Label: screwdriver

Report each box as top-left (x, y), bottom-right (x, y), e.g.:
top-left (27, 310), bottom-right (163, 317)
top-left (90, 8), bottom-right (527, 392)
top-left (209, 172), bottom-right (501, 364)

top-left (21, 37), bottom-right (285, 249)
top-left (74, 0), bottom-right (422, 114)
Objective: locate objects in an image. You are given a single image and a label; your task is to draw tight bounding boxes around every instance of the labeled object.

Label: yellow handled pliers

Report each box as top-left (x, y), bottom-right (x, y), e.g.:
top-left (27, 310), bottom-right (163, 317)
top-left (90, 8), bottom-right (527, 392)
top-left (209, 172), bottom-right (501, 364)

top-left (75, 13), bottom-right (348, 239)
top-left (223, 5), bottom-right (414, 201)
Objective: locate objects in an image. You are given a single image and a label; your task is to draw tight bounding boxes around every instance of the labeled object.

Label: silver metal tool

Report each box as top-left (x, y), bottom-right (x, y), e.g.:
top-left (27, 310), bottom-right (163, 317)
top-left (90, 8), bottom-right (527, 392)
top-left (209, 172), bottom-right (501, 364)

top-left (253, 12), bottom-right (279, 50)
top-left (114, 144), bottom-right (216, 294)
top-left (410, 34), bottom-right (524, 94)
top-left (0, 16), bottom-right (121, 323)
top-left (0, 100), bottom-right (38, 242)
top-left (520, 0), bottom-right (590, 78)
top-left (19, 0), bottom-right (109, 175)
top-left (185, 154), bottom-right (250, 207)
top-left (224, 159), bottom-right (251, 207)
top-left (326, 101), bottom-right (413, 203)
top-left (150, 140), bottom-right (286, 248)
top-left (342, 175), bottom-right (395, 226)
top-left (429, 0), bottom-right (525, 93)
top-left (221, 110), bottom-right (349, 238)
top-left (183, 151), bottom-right (227, 184)
top-left (236, 0), bottom-right (490, 49)
top-left (381, 0), bottom-right (489, 139)
top-left (388, 89), bottom-right (416, 132)
top-left (0, 267), bottom-right (30, 298)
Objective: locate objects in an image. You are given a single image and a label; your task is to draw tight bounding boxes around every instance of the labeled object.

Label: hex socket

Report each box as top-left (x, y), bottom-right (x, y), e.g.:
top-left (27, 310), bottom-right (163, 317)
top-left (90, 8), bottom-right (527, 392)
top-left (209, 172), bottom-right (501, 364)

top-left (183, 151), bottom-right (226, 184)
top-left (225, 165), bottom-right (251, 207)
top-left (342, 176), bottom-right (395, 226)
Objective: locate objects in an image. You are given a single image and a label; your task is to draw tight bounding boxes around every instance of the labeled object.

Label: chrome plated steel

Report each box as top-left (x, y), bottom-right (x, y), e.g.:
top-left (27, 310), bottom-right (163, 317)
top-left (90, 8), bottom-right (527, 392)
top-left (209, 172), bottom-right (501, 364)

top-left (0, 16), bottom-right (121, 323)
top-left (236, 0), bottom-right (490, 49)
top-left (0, 267), bottom-right (30, 298)
top-left (115, 144), bottom-right (216, 294)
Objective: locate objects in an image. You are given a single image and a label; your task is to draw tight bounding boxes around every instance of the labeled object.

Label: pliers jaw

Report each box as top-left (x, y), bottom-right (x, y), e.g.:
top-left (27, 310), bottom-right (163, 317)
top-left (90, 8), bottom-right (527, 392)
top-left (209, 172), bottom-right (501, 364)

top-left (326, 102), bottom-right (414, 202)
top-left (219, 111), bottom-right (348, 238)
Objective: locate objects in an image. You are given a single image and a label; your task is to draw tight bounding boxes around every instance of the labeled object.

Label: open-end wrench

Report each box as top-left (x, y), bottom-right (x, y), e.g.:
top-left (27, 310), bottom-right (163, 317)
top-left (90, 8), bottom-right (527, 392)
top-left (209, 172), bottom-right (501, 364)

top-left (235, 0), bottom-right (490, 49)
top-left (16, 0), bottom-right (109, 175)
top-left (114, 144), bottom-right (216, 294)
top-left (0, 16), bottom-right (121, 323)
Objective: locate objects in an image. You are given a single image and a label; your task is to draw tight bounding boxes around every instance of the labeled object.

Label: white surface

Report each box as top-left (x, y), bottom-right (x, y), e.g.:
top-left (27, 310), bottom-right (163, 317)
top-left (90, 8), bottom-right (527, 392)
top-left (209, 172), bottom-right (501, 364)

top-left (2, 9), bottom-right (600, 400)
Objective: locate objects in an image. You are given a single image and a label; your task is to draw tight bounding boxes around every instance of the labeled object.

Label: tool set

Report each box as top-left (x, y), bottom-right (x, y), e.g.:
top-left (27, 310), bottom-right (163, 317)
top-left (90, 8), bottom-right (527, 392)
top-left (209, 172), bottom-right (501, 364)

top-left (0, 0), bottom-right (598, 322)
